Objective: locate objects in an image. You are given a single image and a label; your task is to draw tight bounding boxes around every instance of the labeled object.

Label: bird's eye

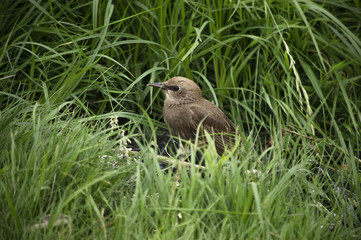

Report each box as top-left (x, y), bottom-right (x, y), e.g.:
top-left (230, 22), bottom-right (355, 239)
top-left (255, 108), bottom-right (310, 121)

top-left (172, 86), bottom-right (180, 91)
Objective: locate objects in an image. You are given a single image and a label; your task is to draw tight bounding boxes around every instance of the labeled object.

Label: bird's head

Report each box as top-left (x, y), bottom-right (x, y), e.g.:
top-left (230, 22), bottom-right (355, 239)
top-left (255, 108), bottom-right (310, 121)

top-left (148, 77), bottom-right (202, 105)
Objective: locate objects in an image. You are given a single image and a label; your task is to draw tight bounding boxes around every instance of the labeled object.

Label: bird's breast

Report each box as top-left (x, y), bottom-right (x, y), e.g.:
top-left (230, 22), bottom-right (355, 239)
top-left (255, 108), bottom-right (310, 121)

top-left (163, 105), bottom-right (195, 140)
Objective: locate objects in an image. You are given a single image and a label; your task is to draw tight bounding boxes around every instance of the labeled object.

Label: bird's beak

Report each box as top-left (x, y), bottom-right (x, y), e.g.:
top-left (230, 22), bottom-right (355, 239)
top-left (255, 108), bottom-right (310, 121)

top-left (147, 82), bottom-right (166, 90)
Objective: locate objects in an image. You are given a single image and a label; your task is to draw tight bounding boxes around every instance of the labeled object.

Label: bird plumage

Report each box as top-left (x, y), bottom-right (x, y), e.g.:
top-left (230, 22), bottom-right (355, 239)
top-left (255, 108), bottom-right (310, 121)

top-left (148, 77), bottom-right (237, 155)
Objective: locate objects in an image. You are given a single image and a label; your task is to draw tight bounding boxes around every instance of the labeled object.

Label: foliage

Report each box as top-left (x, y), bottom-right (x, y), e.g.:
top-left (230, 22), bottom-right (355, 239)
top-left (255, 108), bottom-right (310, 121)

top-left (0, 0), bottom-right (360, 239)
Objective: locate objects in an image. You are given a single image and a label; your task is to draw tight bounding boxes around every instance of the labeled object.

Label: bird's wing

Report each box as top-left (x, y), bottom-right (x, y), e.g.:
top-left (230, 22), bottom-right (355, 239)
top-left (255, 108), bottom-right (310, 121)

top-left (189, 104), bottom-right (236, 154)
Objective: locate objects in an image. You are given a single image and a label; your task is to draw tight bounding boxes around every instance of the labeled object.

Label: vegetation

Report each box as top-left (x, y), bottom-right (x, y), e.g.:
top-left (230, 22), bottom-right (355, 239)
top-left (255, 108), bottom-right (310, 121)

top-left (0, 0), bottom-right (360, 239)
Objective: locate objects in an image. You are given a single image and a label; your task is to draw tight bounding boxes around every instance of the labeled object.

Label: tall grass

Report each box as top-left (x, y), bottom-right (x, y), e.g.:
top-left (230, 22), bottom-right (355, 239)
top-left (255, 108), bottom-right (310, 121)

top-left (1, 0), bottom-right (360, 239)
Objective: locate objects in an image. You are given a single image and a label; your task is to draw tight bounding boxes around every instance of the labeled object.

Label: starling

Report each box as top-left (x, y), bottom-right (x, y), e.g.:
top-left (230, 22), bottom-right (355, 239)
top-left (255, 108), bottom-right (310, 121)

top-left (148, 77), bottom-right (237, 155)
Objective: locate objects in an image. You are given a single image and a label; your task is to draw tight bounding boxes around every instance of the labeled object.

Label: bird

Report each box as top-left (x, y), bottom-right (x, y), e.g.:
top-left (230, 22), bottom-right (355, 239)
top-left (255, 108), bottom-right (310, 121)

top-left (148, 76), bottom-right (238, 155)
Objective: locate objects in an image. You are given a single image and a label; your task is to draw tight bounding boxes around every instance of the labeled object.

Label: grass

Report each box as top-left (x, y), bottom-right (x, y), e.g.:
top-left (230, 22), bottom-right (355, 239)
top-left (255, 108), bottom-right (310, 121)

top-left (0, 0), bottom-right (360, 239)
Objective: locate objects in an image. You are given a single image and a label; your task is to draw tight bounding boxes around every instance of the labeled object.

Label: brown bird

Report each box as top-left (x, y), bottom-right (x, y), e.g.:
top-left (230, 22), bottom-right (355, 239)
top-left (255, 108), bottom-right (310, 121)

top-left (148, 76), bottom-right (237, 155)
